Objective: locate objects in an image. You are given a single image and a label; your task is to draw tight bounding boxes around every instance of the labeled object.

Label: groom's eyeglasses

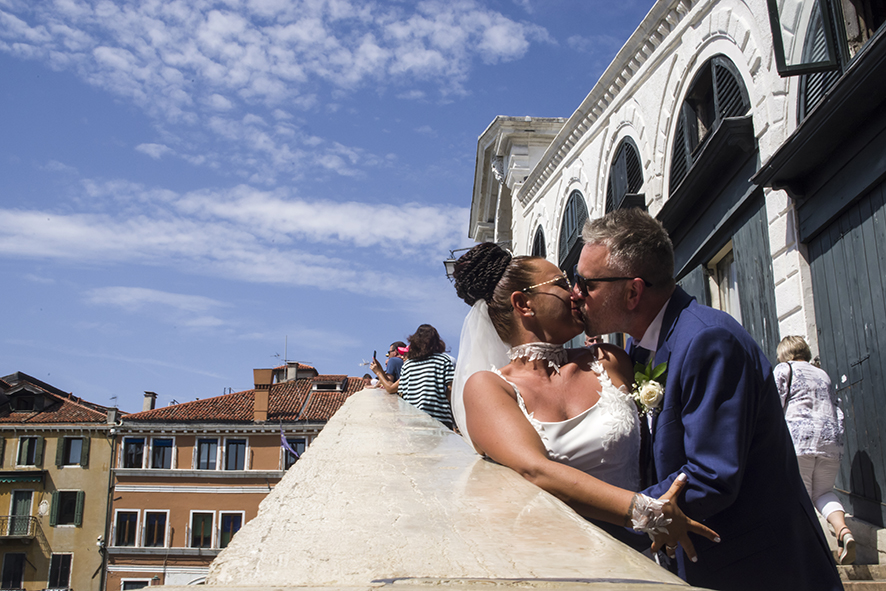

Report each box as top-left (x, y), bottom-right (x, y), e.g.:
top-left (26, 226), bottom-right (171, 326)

top-left (522, 272), bottom-right (572, 293)
top-left (572, 265), bottom-right (652, 297)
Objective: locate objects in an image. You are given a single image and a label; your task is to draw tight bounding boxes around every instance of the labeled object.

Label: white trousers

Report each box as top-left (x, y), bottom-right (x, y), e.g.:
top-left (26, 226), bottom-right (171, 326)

top-left (797, 454), bottom-right (845, 520)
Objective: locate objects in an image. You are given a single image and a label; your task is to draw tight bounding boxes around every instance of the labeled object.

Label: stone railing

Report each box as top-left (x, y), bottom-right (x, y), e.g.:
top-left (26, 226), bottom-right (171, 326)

top-left (159, 390), bottom-right (698, 591)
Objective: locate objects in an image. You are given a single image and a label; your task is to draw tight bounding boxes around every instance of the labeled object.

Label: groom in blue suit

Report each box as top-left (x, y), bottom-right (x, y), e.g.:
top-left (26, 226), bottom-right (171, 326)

top-left (574, 208), bottom-right (842, 591)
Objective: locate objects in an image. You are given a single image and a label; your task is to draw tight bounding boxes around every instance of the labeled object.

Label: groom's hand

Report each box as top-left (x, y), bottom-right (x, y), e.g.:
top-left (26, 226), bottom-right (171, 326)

top-left (650, 474), bottom-right (720, 562)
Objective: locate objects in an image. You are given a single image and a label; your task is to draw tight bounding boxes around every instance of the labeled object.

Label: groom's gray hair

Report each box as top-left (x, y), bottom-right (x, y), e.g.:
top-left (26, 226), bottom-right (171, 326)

top-left (581, 208), bottom-right (675, 289)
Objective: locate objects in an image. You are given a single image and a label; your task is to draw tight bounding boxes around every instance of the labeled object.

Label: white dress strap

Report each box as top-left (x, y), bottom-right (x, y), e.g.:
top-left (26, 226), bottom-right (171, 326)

top-left (491, 368), bottom-right (559, 458)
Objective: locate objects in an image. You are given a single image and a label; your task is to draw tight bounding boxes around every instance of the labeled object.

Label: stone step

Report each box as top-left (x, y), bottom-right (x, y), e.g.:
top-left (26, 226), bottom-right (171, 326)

top-left (840, 565), bottom-right (886, 590)
top-left (842, 583), bottom-right (886, 590)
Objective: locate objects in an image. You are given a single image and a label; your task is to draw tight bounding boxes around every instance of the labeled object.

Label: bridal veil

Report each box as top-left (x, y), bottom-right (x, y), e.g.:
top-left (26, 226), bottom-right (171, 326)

top-left (451, 299), bottom-right (510, 453)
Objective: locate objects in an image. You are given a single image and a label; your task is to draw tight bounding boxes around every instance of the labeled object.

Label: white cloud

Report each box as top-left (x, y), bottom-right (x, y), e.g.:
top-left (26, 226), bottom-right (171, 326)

top-left (85, 286), bottom-right (228, 313)
top-left (0, 1), bottom-right (549, 180)
top-left (24, 273), bottom-right (55, 284)
top-left (206, 93), bottom-right (234, 111)
top-left (135, 143), bottom-right (173, 159)
top-left (0, 179), bottom-right (469, 300)
top-left (83, 287), bottom-right (233, 331)
top-left (41, 160), bottom-right (79, 174)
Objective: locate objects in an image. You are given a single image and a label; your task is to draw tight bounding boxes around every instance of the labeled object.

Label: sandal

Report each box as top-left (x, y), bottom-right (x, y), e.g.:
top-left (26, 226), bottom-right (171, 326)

top-left (838, 527), bottom-right (856, 565)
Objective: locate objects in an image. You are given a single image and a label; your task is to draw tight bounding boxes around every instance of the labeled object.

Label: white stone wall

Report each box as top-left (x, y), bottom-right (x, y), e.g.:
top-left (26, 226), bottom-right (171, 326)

top-left (511, 0), bottom-right (817, 351)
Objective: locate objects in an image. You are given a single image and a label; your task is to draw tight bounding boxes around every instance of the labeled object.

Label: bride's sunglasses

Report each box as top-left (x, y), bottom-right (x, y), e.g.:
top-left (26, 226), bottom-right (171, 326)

top-left (572, 265), bottom-right (652, 297)
top-left (522, 272), bottom-right (572, 293)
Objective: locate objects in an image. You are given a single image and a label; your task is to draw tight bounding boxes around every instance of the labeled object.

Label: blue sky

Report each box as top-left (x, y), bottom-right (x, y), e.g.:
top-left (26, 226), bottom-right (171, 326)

top-left (1, 0), bottom-right (653, 411)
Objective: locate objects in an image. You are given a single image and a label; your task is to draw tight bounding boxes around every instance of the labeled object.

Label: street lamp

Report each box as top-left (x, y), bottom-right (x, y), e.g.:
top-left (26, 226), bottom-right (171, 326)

top-left (443, 247), bottom-right (473, 281)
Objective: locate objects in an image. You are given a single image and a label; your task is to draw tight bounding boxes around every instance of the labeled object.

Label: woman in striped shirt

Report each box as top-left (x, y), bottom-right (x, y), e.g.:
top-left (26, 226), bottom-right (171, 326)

top-left (371, 324), bottom-right (455, 429)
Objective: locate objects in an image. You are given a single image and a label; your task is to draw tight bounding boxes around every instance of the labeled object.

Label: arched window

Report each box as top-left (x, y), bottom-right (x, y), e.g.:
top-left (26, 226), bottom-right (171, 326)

top-left (605, 138), bottom-right (644, 213)
top-left (670, 56), bottom-right (750, 191)
top-left (558, 191), bottom-right (588, 270)
top-left (531, 226), bottom-right (546, 258)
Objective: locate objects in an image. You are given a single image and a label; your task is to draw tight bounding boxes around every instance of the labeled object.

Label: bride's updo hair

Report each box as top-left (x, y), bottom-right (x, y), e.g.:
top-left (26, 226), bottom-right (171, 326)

top-left (453, 242), bottom-right (539, 342)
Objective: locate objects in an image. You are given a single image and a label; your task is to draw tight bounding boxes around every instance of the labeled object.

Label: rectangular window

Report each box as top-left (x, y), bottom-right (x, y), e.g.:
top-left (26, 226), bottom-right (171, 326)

top-left (143, 512), bottom-right (167, 547)
top-left (57, 493), bottom-right (77, 525)
top-left (284, 438), bottom-right (306, 470)
top-left (1, 553), bottom-right (25, 590)
top-left (219, 512), bottom-right (243, 548)
top-left (707, 244), bottom-right (743, 324)
top-left (151, 438), bottom-right (173, 469)
top-left (17, 436), bottom-right (41, 466)
top-left (48, 554), bottom-right (72, 589)
top-left (9, 491), bottom-right (33, 536)
top-left (122, 438), bottom-right (145, 468)
top-left (51, 491), bottom-right (84, 527)
top-left (190, 512), bottom-right (213, 548)
top-left (63, 438), bottom-right (82, 465)
top-left (196, 439), bottom-right (218, 470)
top-left (57, 437), bottom-right (88, 467)
top-left (224, 439), bottom-right (246, 471)
top-left (114, 511), bottom-right (138, 546)
top-left (121, 581), bottom-right (150, 591)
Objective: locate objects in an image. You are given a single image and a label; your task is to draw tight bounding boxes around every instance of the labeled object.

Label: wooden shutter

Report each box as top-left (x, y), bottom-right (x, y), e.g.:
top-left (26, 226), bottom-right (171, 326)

top-left (558, 191), bottom-right (588, 267)
top-left (55, 438), bottom-right (65, 467)
top-left (531, 226), bottom-right (546, 258)
top-left (0, 438), bottom-right (5, 468)
top-left (34, 437), bottom-right (44, 467)
top-left (80, 437), bottom-right (90, 468)
top-left (625, 141), bottom-right (643, 193)
top-left (74, 491), bottom-right (85, 526)
top-left (50, 491), bottom-right (59, 527)
top-left (731, 198), bottom-right (780, 361)
top-left (677, 265), bottom-right (710, 306)
top-left (712, 58), bottom-right (749, 119)
top-left (670, 110), bottom-right (690, 190)
top-left (799, 1), bottom-right (842, 120)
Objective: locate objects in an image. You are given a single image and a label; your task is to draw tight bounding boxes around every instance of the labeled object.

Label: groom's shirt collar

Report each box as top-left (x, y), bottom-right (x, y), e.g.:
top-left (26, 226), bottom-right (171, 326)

top-left (635, 297), bottom-right (671, 354)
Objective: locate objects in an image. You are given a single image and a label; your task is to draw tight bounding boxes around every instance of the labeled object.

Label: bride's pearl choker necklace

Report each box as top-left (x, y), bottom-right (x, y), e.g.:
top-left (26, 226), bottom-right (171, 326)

top-left (508, 342), bottom-right (568, 374)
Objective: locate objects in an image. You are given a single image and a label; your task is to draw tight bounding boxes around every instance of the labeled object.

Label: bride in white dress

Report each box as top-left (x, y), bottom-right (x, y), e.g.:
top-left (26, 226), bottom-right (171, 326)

top-left (451, 243), bottom-right (717, 559)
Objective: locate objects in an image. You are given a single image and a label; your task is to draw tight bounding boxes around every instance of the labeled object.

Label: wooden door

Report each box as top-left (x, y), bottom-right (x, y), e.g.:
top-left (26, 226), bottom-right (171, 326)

top-left (808, 178), bottom-right (886, 525)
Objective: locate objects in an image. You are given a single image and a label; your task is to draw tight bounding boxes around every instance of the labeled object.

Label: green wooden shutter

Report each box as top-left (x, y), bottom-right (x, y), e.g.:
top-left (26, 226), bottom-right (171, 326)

top-left (50, 491), bottom-right (59, 527)
top-left (0, 438), bottom-right (5, 468)
top-left (56, 437), bottom-right (65, 467)
top-left (74, 491), bottom-right (85, 526)
top-left (34, 436), bottom-right (44, 467)
top-left (80, 437), bottom-right (90, 468)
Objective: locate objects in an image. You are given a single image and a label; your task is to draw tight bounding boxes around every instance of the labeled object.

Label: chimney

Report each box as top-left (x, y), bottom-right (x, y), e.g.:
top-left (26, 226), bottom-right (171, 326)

top-left (106, 408), bottom-right (118, 424)
top-left (253, 369), bottom-right (273, 422)
top-left (143, 391), bottom-right (157, 412)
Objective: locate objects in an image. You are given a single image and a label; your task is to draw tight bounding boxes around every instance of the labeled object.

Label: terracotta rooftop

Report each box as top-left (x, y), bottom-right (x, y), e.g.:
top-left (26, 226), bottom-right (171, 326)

top-left (272, 362), bottom-right (316, 372)
top-left (125, 375), bottom-right (363, 423)
top-left (0, 372), bottom-right (118, 425)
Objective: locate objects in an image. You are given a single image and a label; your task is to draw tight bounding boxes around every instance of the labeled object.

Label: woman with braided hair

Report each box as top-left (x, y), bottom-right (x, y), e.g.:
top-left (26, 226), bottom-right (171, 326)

top-left (451, 242), bottom-right (718, 560)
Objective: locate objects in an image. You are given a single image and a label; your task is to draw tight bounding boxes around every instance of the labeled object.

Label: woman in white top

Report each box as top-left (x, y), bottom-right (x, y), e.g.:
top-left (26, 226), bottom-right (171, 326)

top-left (774, 336), bottom-right (854, 564)
top-left (451, 243), bottom-right (717, 560)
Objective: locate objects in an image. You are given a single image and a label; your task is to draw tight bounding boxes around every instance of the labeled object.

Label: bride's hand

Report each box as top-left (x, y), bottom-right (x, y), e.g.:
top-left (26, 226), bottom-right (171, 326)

top-left (649, 474), bottom-right (720, 562)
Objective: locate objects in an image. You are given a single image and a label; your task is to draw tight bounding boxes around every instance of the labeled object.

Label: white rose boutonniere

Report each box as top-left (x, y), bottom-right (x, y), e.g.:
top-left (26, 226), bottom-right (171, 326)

top-left (632, 360), bottom-right (667, 416)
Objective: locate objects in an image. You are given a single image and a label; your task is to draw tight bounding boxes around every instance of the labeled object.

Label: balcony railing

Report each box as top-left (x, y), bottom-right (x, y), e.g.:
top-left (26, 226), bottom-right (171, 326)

top-left (0, 515), bottom-right (39, 539)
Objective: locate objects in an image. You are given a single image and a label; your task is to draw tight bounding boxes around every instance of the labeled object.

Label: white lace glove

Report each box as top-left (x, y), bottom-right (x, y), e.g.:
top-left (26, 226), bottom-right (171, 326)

top-left (629, 493), bottom-right (672, 536)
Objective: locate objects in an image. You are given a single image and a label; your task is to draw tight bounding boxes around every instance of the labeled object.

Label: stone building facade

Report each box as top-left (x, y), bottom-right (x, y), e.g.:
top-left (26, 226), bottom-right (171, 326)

top-left (105, 364), bottom-right (362, 590)
top-left (471, 0), bottom-right (886, 540)
top-left (0, 372), bottom-right (117, 591)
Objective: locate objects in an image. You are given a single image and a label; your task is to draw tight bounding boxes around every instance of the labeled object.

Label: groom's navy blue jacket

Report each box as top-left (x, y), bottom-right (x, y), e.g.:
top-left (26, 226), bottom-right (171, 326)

top-left (636, 287), bottom-right (841, 591)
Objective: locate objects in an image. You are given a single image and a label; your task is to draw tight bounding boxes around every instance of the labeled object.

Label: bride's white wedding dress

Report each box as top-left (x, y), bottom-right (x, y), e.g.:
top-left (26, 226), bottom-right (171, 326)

top-left (492, 355), bottom-right (640, 491)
